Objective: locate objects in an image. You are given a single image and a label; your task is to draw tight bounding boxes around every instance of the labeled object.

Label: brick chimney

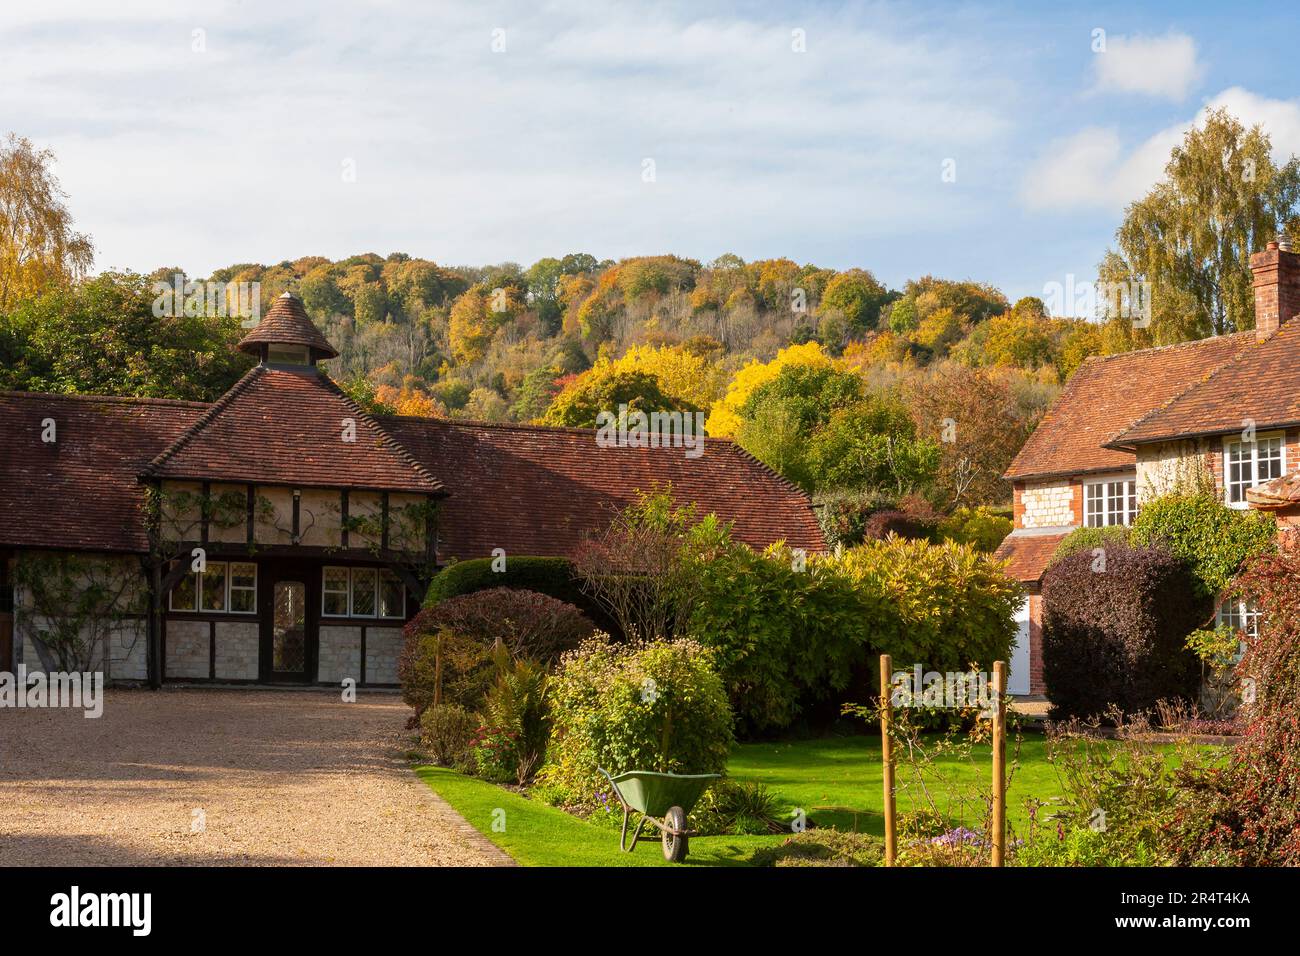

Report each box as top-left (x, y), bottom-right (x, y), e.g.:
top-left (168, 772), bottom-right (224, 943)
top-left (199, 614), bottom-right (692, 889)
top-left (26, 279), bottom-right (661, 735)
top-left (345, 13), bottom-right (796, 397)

top-left (1251, 239), bottom-right (1300, 341)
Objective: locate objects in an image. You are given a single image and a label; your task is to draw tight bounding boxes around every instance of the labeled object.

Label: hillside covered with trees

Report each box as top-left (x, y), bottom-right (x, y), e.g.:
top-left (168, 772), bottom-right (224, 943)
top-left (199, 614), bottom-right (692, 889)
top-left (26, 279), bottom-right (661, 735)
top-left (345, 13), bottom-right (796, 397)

top-left (4, 109), bottom-right (1300, 547)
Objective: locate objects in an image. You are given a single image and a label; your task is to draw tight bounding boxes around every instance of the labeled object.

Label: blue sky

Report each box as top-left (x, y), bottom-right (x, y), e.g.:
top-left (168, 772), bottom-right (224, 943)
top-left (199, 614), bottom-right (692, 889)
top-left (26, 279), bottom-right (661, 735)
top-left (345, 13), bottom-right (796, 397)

top-left (4, 0), bottom-right (1300, 301)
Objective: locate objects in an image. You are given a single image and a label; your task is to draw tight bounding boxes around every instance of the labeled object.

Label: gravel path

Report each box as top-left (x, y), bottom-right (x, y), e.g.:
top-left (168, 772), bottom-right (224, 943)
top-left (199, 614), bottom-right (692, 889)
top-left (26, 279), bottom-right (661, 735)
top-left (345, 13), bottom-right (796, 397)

top-left (0, 687), bottom-right (510, 866)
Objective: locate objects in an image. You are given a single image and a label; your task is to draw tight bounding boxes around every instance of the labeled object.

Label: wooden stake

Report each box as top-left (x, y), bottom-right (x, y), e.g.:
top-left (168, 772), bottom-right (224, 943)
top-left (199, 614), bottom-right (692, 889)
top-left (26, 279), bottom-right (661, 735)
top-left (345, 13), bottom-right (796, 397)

top-left (880, 653), bottom-right (897, 867)
top-left (991, 660), bottom-right (1007, 868)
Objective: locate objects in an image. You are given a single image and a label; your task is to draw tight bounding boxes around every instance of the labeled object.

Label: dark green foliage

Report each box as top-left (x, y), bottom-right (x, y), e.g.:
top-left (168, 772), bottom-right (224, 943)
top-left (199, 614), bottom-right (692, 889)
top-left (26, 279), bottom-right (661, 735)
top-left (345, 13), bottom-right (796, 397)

top-left (1041, 544), bottom-right (1209, 719)
top-left (1052, 524), bottom-right (1133, 562)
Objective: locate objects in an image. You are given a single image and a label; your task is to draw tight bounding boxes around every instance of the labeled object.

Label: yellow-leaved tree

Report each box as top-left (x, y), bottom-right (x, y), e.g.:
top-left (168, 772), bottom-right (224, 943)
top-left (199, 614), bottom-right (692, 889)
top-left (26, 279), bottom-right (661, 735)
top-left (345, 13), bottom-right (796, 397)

top-left (705, 341), bottom-right (838, 437)
top-left (0, 133), bottom-right (94, 312)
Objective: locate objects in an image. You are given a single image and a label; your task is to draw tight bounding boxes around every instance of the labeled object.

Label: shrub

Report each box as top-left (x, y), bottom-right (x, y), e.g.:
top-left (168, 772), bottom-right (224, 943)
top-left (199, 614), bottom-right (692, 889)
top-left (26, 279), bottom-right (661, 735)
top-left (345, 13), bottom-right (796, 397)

top-left (695, 780), bottom-right (783, 835)
top-left (419, 704), bottom-right (478, 767)
top-left (1130, 490), bottom-right (1275, 598)
top-left (750, 831), bottom-right (885, 867)
top-left (686, 542), bottom-right (876, 734)
top-left (398, 626), bottom-right (493, 720)
top-left (835, 535), bottom-right (1021, 676)
top-left (1016, 712), bottom-right (1189, 866)
top-left (425, 556), bottom-right (613, 629)
top-left (1051, 524), bottom-right (1132, 562)
top-left (862, 509), bottom-right (937, 543)
top-left (1040, 543), bottom-right (1208, 719)
top-left (540, 635), bottom-right (734, 806)
top-left (409, 587), bottom-right (593, 664)
top-left (473, 654), bottom-right (550, 785)
top-left (1168, 547), bottom-right (1300, 865)
top-left (937, 506), bottom-right (1013, 553)
top-left (813, 487), bottom-right (898, 548)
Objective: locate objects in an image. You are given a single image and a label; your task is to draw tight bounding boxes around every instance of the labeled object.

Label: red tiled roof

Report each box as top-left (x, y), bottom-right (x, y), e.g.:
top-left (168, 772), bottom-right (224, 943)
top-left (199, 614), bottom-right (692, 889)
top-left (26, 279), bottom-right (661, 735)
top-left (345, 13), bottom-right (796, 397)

top-left (0, 392), bottom-right (206, 552)
top-left (238, 292), bottom-right (338, 360)
top-left (382, 417), bottom-right (827, 561)
top-left (1246, 469), bottom-right (1300, 509)
top-left (143, 366), bottom-right (442, 493)
top-left (1110, 322), bottom-right (1300, 446)
top-left (993, 530), bottom-right (1068, 583)
top-left (1005, 333), bottom-right (1252, 480)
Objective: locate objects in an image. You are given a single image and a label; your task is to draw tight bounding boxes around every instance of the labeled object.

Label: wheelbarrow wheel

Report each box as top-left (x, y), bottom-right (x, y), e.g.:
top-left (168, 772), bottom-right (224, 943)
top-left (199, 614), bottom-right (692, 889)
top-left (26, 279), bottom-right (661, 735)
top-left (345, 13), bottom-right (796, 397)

top-left (662, 806), bottom-right (688, 862)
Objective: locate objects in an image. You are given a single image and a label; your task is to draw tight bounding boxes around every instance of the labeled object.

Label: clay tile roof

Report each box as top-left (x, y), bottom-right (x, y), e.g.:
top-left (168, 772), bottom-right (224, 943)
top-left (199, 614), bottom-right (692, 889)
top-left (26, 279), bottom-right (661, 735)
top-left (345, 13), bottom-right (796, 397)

top-left (237, 292), bottom-right (339, 360)
top-left (0, 391), bottom-right (208, 552)
top-left (993, 530), bottom-right (1069, 584)
top-left (380, 417), bottom-right (826, 561)
top-left (1109, 322), bottom-right (1300, 447)
top-left (1005, 332), bottom-right (1253, 480)
top-left (143, 366), bottom-right (443, 493)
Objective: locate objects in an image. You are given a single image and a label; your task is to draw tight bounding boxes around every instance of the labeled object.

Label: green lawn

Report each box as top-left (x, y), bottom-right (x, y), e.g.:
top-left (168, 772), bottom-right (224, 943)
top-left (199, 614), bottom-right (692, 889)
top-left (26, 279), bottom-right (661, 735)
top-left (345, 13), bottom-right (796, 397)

top-left (415, 731), bottom-right (1071, 866)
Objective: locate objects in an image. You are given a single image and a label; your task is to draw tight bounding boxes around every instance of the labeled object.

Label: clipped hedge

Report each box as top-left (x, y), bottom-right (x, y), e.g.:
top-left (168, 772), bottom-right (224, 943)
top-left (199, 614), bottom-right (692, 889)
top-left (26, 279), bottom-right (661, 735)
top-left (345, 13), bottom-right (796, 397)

top-left (424, 555), bottom-right (617, 633)
top-left (1041, 543), bottom-right (1208, 719)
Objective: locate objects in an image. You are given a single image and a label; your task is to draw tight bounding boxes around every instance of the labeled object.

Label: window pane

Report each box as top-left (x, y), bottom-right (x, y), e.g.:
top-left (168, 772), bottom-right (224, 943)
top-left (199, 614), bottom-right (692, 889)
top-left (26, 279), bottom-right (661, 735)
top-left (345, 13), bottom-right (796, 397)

top-left (322, 566), bottom-right (349, 616)
top-left (351, 568), bottom-right (377, 616)
top-left (230, 563), bottom-right (256, 613)
top-left (201, 563), bottom-right (227, 611)
top-left (380, 571), bottom-right (404, 618)
top-left (170, 572), bottom-right (197, 611)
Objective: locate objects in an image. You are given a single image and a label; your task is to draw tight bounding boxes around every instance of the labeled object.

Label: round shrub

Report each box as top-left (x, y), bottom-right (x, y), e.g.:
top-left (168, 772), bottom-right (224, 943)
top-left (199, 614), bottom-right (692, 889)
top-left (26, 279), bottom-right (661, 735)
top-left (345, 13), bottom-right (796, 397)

top-left (424, 555), bottom-right (616, 632)
top-left (1040, 543), bottom-right (1209, 719)
top-left (863, 509), bottom-right (937, 543)
top-left (540, 635), bottom-right (734, 806)
top-left (409, 587), bottom-right (594, 664)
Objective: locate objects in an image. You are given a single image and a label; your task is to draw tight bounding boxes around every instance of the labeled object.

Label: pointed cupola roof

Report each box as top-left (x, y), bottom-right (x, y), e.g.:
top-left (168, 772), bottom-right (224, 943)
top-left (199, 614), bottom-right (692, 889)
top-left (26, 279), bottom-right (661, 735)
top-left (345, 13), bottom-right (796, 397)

top-left (238, 291), bottom-right (339, 361)
top-left (141, 366), bottom-right (443, 494)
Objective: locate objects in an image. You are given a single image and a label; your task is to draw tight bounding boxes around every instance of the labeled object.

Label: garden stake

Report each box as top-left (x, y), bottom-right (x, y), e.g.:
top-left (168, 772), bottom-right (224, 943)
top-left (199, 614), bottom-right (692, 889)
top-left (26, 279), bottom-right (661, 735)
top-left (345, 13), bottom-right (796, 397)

top-left (991, 660), bottom-right (1007, 868)
top-left (880, 653), bottom-right (896, 866)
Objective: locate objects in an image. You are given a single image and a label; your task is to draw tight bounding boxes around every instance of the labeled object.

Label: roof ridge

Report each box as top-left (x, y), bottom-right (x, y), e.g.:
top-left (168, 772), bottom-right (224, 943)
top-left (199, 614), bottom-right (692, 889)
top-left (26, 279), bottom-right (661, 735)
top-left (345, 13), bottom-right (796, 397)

top-left (316, 374), bottom-right (445, 493)
top-left (0, 389), bottom-right (212, 409)
top-left (1077, 330), bottom-right (1254, 368)
top-left (143, 366), bottom-right (267, 476)
top-left (1106, 331), bottom-right (1266, 446)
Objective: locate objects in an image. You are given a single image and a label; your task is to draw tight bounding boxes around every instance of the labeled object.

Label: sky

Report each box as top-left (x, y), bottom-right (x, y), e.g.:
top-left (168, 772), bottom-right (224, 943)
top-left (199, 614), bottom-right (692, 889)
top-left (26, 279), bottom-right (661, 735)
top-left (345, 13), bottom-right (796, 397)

top-left (3, 0), bottom-right (1300, 302)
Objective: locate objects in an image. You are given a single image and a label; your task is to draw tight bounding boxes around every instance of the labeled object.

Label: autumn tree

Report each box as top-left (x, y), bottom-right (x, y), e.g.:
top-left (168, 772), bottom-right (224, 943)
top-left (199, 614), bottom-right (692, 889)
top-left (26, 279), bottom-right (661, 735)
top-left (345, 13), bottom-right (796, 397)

top-left (1108, 108), bottom-right (1300, 341)
top-left (0, 133), bottom-right (93, 311)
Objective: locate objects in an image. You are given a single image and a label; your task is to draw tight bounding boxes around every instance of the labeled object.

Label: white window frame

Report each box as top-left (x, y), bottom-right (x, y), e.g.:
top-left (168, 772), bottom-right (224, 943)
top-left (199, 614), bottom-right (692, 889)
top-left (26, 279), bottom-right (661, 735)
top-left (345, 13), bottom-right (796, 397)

top-left (1216, 598), bottom-right (1259, 661)
top-left (228, 562), bottom-right (258, 614)
top-left (1083, 475), bottom-right (1138, 528)
top-left (1223, 431), bottom-right (1285, 509)
top-left (322, 566), bottom-right (351, 617)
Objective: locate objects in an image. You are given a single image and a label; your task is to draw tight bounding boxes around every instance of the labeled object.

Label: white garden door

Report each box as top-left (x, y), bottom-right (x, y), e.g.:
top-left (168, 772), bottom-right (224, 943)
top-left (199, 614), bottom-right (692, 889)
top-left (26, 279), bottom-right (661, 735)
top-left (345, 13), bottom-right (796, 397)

top-left (1008, 599), bottom-right (1031, 696)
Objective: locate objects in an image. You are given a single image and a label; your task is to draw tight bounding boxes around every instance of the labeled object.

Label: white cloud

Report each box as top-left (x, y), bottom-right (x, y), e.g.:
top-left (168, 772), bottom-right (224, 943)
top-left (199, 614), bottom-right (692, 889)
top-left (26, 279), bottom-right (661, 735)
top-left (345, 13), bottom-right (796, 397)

top-left (1091, 31), bottom-right (1203, 102)
top-left (1020, 87), bottom-right (1300, 213)
top-left (0, 0), bottom-right (1019, 276)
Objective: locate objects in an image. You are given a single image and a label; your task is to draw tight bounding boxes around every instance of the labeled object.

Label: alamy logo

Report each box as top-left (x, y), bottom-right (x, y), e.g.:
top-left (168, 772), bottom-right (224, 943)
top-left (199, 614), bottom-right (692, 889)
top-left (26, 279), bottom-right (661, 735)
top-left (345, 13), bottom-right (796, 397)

top-left (890, 665), bottom-right (999, 717)
top-left (50, 886), bottom-right (151, 936)
top-left (595, 404), bottom-right (707, 459)
top-left (0, 666), bottom-right (103, 718)
top-left (152, 276), bottom-right (261, 325)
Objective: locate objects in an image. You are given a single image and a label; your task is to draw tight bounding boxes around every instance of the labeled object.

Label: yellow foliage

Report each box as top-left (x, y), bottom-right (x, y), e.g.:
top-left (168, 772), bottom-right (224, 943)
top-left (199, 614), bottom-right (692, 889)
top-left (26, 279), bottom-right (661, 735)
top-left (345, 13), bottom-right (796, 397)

top-left (705, 341), bottom-right (838, 438)
top-left (603, 343), bottom-right (727, 410)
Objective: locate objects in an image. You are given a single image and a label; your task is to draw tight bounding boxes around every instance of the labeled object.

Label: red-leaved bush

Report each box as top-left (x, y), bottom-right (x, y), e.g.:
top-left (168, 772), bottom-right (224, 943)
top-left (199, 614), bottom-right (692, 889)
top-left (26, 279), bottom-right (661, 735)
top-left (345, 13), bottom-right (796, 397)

top-left (1168, 547), bottom-right (1300, 865)
top-left (407, 587), bottom-right (594, 664)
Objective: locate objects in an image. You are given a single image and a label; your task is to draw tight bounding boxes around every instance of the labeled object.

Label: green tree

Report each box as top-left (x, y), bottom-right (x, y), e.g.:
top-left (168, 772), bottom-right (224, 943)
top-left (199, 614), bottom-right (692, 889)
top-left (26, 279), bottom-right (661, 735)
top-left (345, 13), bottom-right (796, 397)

top-left (1110, 108), bottom-right (1300, 341)
top-left (542, 367), bottom-right (697, 428)
top-left (819, 268), bottom-right (889, 334)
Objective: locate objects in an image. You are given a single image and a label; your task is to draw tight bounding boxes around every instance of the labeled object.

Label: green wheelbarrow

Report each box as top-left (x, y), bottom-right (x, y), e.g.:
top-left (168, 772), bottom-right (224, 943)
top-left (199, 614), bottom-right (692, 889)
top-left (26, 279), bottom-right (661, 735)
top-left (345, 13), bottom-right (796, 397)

top-left (598, 768), bottom-right (720, 862)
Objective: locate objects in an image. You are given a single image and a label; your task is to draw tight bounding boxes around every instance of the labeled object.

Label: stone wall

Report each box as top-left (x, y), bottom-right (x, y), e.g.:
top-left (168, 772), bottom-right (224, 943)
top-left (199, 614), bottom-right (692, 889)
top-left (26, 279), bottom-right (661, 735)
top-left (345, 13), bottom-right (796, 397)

top-left (214, 621), bottom-right (258, 680)
top-left (365, 627), bottom-right (403, 685)
top-left (1017, 481), bottom-right (1079, 529)
top-left (318, 625), bottom-right (362, 684)
top-left (165, 620), bottom-right (209, 679)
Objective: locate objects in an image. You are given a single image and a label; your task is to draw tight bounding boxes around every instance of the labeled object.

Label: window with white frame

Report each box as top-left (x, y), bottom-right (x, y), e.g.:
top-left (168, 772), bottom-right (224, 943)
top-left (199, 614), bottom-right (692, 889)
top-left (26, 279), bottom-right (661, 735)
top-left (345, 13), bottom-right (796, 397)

top-left (1223, 433), bottom-right (1284, 507)
top-left (322, 567), bottom-right (405, 619)
top-left (1217, 598), bottom-right (1260, 649)
top-left (1083, 477), bottom-right (1137, 527)
top-left (169, 561), bottom-right (257, 614)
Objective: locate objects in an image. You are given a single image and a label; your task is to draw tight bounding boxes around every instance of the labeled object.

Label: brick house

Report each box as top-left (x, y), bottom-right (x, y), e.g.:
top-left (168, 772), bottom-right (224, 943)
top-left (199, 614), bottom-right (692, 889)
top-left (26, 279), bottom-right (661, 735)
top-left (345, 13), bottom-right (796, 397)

top-left (0, 293), bottom-right (822, 686)
top-left (995, 240), bottom-right (1300, 694)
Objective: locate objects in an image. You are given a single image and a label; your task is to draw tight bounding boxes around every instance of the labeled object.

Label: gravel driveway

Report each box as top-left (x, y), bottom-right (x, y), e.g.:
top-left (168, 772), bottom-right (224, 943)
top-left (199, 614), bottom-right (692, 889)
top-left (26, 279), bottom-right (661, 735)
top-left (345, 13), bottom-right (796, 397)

top-left (0, 687), bottom-right (510, 866)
